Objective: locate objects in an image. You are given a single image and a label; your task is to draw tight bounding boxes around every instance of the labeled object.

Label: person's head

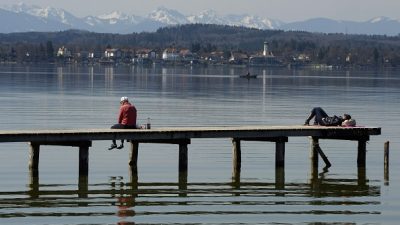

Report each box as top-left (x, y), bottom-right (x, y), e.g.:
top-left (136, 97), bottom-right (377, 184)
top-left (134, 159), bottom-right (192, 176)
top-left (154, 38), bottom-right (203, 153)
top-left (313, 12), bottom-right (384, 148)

top-left (343, 114), bottom-right (351, 120)
top-left (120, 96), bottom-right (129, 104)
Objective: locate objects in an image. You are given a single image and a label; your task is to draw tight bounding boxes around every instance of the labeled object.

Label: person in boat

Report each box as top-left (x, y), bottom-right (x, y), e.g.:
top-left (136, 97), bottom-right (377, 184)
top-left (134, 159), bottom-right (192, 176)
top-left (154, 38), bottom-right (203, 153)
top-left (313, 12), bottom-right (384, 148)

top-left (304, 107), bottom-right (356, 126)
top-left (109, 96), bottom-right (137, 150)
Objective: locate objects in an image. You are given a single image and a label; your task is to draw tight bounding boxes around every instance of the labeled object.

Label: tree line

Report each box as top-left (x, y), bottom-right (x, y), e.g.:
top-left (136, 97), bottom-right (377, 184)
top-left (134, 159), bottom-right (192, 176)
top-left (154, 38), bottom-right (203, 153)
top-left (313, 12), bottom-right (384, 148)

top-left (0, 24), bottom-right (399, 67)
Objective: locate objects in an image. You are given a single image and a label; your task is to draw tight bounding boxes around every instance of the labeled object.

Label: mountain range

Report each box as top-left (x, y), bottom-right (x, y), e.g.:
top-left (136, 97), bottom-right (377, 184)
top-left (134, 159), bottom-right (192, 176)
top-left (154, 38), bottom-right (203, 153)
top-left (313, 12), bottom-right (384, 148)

top-left (1, 3), bottom-right (399, 36)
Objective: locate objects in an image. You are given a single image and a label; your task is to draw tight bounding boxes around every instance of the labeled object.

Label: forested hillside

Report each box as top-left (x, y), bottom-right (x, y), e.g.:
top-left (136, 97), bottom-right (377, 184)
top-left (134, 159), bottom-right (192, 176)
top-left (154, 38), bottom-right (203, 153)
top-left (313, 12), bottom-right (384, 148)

top-left (0, 24), bottom-right (399, 66)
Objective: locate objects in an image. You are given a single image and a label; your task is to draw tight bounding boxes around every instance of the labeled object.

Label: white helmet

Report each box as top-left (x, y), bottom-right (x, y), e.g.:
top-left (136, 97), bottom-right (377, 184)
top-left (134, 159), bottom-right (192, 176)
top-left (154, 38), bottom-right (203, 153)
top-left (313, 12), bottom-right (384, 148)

top-left (120, 96), bottom-right (129, 102)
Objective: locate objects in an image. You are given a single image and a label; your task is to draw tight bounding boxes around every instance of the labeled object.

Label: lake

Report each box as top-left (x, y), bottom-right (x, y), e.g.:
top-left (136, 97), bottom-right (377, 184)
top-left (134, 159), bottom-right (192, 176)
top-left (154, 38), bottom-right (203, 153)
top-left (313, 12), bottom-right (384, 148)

top-left (0, 64), bottom-right (399, 224)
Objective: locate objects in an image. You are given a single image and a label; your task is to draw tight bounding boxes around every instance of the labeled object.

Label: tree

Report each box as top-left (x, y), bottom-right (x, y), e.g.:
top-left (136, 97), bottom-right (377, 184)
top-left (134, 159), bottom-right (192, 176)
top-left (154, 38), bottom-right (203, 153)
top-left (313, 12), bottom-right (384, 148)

top-left (373, 48), bottom-right (379, 65)
top-left (46, 41), bottom-right (54, 61)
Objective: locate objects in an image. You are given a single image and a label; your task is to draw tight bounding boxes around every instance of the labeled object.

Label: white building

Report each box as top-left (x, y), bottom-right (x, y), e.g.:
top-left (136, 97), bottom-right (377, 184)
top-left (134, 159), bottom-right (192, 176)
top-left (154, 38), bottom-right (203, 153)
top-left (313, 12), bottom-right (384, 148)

top-left (57, 46), bottom-right (71, 57)
top-left (162, 48), bottom-right (180, 61)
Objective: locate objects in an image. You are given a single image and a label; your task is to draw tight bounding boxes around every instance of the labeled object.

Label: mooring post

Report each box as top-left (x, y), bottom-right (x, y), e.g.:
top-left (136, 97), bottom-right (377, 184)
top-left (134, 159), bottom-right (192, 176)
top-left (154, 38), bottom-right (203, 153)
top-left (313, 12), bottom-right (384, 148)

top-left (79, 145), bottom-right (89, 176)
top-left (179, 142), bottom-right (188, 174)
top-left (275, 140), bottom-right (285, 168)
top-left (232, 138), bottom-right (241, 175)
top-left (129, 141), bottom-right (139, 173)
top-left (29, 142), bottom-right (40, 178)
top-left (384, 141), bottom-right (389, 185)
top-left (357, 139), bottom-right (367, 167)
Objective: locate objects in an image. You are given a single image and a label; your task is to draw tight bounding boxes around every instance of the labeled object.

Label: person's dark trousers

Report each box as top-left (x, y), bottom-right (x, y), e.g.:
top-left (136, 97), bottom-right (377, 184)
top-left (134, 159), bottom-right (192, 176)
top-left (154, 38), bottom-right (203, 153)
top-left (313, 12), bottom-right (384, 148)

top-left (305, 107), bottom-right (328, 125)
top-left (110, 124), bottom-right (137, 145)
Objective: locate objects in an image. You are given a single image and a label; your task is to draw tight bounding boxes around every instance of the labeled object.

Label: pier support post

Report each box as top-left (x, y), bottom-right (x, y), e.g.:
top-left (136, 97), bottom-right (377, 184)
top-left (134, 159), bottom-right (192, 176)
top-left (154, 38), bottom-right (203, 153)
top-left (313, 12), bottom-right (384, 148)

top-left (275, 140), bottom-right (285, 168)
top-left (29, 142), bottom-right (40, 178)
top-left (232, 138), bottom-right (241, 176)
top-left (79, 145), bottom-right (89, 177)
top-left (129, 141), bottom-right (139, 173)
top-left (179, 142), bottom-right (188, 173)
top-left (310, 137), bottom-right (319, 168)
top-left (357, 139), bottom-right (367, 167)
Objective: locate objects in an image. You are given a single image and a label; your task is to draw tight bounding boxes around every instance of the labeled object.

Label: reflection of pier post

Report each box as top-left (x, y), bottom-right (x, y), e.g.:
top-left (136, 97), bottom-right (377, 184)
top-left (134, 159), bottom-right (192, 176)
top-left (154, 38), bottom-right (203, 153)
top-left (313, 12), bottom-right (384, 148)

top-left (275, 167), bottom-right (285, 190)
top-left (78, 176), bottom-right (88, 200)
top-left (384, 141), bottom-right (389, 185)
top-left (178, 172), bottom-right (188, 198)
top-left (231, 163), bottom-right (241, 197)
top-left (357, 167), bottom-right (367, 187)
top-left (28, 167), bottom-right (39, 199)
top-left (129, 166), bottom-right (138, 208)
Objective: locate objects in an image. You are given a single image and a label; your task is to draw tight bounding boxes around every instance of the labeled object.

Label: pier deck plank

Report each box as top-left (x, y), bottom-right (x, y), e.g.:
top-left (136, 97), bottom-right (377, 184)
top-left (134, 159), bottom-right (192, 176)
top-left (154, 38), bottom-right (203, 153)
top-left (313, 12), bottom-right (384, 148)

top-left (0, 125), bottom-right (381, 143)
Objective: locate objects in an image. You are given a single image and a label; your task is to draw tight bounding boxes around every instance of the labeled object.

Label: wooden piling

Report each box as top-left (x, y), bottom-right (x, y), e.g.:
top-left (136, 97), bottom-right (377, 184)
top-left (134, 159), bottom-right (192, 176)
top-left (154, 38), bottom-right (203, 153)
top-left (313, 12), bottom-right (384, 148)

top-left (232, 138), bottom-right (241, 175)
top-left (357, 139), bottom-right (367, 167)
top-left (384, 141), bottom-right (389, 184)
top-left (29, 142), bottom-right (40, 178)
top-left (275, 141), bottom-right (285, 168)
top-left (310, 137), bottom-right (319, 168)
top-left (129, 141), bottom-right (139, 173)
top-left (315, 145), bottom-right (332, 168)
top-left (179, 143), bottom-right (188, 173)
top-left (79, 145), bottom-right (89, 176)
top-left (0, 125), bottom-right (380, 181)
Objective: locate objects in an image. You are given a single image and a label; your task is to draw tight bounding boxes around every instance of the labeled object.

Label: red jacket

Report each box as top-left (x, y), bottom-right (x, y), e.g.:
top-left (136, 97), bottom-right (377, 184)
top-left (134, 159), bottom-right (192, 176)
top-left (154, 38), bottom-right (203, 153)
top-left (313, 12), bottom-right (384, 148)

top-left (118, 102), bottom-right (137, 126)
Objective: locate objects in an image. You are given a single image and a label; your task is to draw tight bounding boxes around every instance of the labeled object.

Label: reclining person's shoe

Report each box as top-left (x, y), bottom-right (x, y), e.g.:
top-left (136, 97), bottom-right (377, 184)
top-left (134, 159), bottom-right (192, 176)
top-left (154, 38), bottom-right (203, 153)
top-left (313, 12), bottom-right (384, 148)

top-left (117, 144), bottom-right (124, 149)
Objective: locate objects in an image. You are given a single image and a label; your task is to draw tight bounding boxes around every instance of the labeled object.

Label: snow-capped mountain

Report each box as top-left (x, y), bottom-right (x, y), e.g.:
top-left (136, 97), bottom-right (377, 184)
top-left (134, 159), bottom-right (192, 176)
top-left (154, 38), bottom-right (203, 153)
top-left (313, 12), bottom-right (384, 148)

top-left (281, 17), bottom-right (400, 36)
top-left (0, 3), bottom-right (399, 35)
top-left (187, 10), bottom-right (227, 24)
top-left (4, 3), bottom-right (84, 27)
top-left (224, 14), bottom-right (282, 29)
top-left (148, 7), bottom-right (188, 25)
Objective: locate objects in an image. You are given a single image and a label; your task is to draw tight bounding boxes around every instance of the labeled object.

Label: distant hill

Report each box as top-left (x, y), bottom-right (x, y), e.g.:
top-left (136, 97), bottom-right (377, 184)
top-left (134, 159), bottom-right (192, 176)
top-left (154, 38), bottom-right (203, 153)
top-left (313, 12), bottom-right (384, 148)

top-left (0, 3), bottom-right (399, 35)
top-left (0, 24), bottom-right (399, 67)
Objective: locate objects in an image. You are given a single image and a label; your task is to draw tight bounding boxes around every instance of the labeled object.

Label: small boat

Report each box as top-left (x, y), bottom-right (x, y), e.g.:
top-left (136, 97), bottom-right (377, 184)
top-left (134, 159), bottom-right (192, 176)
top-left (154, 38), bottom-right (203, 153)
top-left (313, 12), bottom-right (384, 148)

top-left (239, 74), bottom-right (257, 79)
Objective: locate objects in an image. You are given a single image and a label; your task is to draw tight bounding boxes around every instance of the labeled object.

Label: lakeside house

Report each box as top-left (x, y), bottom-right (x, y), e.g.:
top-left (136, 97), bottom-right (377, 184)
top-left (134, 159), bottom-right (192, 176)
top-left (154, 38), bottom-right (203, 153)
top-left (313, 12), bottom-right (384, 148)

top-left (249, 42), bottom-right (283, 66)
top-left (38, 41), bottom-right (322, 67)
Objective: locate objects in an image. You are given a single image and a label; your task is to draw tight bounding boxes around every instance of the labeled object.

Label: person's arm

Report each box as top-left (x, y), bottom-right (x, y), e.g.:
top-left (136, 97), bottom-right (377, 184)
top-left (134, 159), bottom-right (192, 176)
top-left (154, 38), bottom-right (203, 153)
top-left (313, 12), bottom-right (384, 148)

top-left (118, 107), bottom-right (124, 124)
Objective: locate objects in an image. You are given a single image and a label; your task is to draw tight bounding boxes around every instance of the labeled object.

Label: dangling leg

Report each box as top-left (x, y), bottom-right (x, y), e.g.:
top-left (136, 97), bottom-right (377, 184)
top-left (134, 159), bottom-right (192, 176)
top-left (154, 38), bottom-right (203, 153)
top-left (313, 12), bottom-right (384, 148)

top-left (117, 139), bottom-right (124, 149)
top-left (109, 139), bottom-right (117, 150)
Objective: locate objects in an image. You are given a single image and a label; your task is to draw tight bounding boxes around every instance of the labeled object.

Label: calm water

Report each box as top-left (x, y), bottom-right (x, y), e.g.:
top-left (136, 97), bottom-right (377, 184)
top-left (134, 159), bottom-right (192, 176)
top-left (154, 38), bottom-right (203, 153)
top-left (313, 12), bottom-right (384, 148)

top-left (0, 64), bottom-right (399, 224)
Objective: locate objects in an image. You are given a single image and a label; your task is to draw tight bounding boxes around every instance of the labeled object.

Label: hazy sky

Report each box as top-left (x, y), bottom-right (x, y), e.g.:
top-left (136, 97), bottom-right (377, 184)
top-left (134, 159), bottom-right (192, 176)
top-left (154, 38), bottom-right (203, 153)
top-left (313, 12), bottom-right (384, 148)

top-left (1, 0), bottom-right (399, 22)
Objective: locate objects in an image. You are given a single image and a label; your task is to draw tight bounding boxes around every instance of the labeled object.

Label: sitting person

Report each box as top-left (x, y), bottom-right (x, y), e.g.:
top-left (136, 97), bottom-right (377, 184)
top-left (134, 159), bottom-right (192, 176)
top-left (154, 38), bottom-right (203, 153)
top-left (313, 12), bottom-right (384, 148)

top-left (304, 107), bottom-right (356, 126)
top-left (109, 96), bottom-right (137, 150)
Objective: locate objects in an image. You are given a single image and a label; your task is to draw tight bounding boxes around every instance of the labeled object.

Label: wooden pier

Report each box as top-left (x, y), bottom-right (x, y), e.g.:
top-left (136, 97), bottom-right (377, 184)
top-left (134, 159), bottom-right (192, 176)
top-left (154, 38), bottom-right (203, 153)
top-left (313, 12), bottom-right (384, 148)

top-left (0, 125), bottom-right (381, 181)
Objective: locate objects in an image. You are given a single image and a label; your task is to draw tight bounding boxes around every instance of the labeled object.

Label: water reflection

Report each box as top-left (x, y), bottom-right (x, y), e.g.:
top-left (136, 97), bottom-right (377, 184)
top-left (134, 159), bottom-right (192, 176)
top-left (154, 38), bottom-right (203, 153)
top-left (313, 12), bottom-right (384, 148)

top-left (0, 168), bottom-right (380, 221)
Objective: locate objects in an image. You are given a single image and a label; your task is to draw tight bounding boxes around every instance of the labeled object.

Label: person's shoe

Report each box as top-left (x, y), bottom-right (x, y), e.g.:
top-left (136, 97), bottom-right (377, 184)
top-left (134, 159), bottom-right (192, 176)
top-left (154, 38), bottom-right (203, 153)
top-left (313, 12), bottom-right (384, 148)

top-left (304, 120), bottom-right (309, 126)
top-left (108, 144), bottom-right (117, 150)
top-left (117, 144), bottom-right (124, 149)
